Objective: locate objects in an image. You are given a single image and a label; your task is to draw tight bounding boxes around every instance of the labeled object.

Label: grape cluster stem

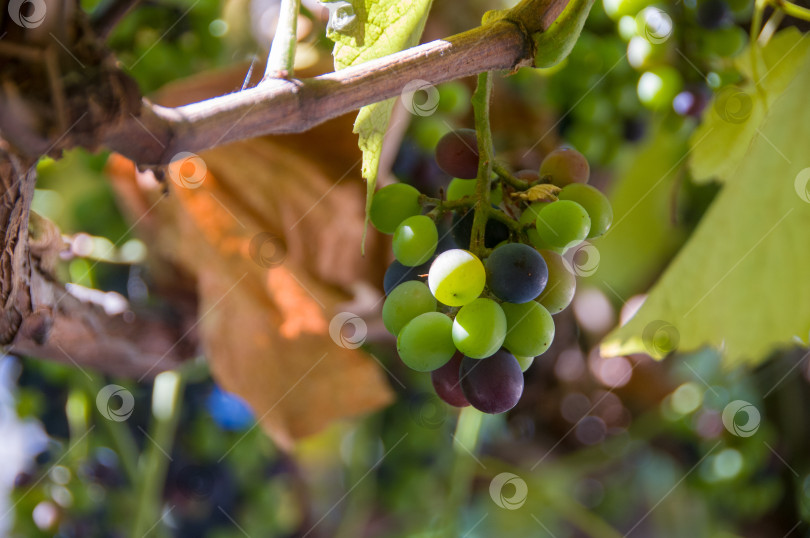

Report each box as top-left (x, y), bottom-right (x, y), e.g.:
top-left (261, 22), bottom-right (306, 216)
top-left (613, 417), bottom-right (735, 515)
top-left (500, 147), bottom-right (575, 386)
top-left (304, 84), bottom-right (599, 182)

top-left (471, 71), bottom-right (496, 259)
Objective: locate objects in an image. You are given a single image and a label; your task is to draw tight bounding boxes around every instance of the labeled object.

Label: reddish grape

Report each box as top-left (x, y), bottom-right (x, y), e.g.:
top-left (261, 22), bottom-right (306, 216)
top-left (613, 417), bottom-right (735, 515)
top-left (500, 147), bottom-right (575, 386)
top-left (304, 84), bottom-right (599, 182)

top-left (539, 147), bottom-right (590, 187)
top-left (431, 353), bottom-right (469, 407)
top-left (435, 129), bottom-right (479, 179)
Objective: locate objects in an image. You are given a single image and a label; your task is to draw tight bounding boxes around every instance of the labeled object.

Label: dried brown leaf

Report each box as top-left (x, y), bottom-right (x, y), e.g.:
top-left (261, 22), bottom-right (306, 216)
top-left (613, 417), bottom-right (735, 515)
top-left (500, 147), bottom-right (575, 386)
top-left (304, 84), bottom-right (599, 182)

top-left (106, 66), bottom-right (393, 449)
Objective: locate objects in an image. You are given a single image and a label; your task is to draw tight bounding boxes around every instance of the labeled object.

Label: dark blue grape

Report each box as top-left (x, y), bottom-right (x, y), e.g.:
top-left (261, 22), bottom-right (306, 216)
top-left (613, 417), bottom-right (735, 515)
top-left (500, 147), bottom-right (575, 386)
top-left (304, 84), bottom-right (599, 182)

top-left (486, 243), bottom-right (548, 303)
top-left (459, 351), bottom-right (524, 414)
top-left (451, 209), bottom-right (510, 250)
top-left (383, 259), bottom-right (432, 295)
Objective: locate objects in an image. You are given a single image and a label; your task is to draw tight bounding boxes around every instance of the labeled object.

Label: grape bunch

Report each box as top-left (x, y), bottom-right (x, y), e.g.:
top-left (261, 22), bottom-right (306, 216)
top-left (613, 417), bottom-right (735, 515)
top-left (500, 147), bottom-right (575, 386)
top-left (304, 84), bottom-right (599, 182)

top-left (371, 131), bottom-right (612, 414)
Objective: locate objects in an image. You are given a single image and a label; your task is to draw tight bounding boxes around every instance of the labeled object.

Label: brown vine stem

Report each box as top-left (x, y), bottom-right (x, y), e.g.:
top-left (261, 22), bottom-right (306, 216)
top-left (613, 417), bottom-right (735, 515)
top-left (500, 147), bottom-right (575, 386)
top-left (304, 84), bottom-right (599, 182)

top-left (102, 0), bottom-right (568, 165)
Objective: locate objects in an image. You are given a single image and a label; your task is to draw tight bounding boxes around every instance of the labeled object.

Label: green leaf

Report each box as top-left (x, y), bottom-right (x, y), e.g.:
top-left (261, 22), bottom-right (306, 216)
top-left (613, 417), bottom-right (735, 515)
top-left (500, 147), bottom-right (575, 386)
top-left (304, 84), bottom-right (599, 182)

top-left (689, 28), bottom-right (810, 184)
top-left (590, 123), bottom-right (689, 301)
top-left (601, 50), bottom-right (810, 368)
top-left (326, 0), bottom-right (434, 248)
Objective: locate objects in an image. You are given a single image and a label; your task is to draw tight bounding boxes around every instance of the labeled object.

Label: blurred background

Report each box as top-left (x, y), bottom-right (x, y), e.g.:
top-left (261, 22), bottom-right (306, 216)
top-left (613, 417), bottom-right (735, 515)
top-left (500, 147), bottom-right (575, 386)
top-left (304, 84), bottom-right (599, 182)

top-left (3, 0), bottom-right (810, 536)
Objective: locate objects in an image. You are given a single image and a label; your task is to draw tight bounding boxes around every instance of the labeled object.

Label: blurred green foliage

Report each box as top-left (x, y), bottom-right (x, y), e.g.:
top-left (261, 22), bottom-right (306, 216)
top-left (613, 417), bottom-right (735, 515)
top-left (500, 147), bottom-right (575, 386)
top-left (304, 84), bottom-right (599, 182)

top-left (6, 0), bottom-right (810, 536)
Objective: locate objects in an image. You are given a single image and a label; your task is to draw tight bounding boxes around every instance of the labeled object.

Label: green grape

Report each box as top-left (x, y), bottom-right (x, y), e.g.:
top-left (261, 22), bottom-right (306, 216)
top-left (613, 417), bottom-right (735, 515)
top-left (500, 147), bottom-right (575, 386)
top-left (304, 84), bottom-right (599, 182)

top-left (637, 66), bottom-right (683, 110)
top-left (447, 178), bottom-right (476, 201)
top-left (515, 355), bottom-right (535, 372)
top-left (392, 215), bottom-right (438, 266)
top-left (537, 250), bottom-right (576, 314)
top-left (519, 202), bottom-right (560, 252)
top-left (369, 183), bottom-right (423, 234)
top-left (452, 298), bottom-right (507, 359)
top-left (397, 312), bottom-right (456, 372)
top-left (501, 301), bottom-right (555, 357)
top-left (428, 249), bottom-right (486, 306)
top-left (535, 200), bottom-right (591, 250)
top-left (558, 184), bottom-right (613, 238)
top-left (382, 281), bottom-right (437, 336)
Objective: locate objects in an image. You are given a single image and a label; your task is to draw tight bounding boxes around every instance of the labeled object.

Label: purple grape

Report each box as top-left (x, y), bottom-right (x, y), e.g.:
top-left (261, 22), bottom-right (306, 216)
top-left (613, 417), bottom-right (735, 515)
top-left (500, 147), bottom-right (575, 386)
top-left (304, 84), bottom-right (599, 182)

top-left (435, 129), bottom-right (479, 179)
top-left (459, 351), bottom-right (524, 414)
top-left (431, 353), bottom-right (470, 407)
top-left (486, 243), bottom-right (548, 303)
